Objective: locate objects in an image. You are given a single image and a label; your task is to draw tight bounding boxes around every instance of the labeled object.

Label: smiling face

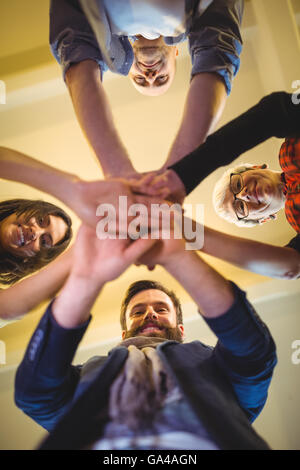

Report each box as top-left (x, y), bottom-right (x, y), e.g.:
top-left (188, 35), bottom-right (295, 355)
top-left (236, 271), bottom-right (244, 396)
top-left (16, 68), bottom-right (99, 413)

top-left (221, 167), bottom-right (285, 224)
top-left (122, 289), bottom-right (184, 341)
top-left (129, 36), bottom-right (177, 96)
top-left (0, 212), bottom-right (68, 258)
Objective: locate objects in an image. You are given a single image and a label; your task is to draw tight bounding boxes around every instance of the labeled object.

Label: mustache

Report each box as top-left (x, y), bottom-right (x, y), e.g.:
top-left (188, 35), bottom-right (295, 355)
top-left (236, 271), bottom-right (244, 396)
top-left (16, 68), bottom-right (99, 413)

top-left (123, 321), bottom-right (183, 343)
top-left (135, 319), bottom-right (165, 335)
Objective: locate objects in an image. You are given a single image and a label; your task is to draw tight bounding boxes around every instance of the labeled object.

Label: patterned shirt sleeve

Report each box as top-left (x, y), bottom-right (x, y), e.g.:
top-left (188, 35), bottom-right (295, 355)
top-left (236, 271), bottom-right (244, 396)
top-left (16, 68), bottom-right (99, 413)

top-left (188, 0), bottom-right (244, 94)
top-left (50, 0), bottom-right (105, 80)
top-left (279, 138), bottom-right (300, 234)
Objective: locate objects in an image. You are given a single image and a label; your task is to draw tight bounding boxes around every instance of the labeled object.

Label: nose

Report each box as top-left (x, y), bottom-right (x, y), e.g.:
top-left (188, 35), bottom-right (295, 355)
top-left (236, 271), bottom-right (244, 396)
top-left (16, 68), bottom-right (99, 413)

top-left (142, 69), bottom-right (158, 83)
top-left (237, 186), bottom-right (250, 201)
top-left (27, 224), bottom-right (45, 242)
top-left (145, 306), bottom-right (158, 320)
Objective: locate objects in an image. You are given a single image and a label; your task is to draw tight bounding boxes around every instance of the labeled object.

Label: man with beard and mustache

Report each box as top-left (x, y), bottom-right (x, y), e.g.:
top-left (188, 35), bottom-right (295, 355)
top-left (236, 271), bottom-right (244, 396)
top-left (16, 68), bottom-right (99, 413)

top-left (15, 220), bottom-right (276, 450)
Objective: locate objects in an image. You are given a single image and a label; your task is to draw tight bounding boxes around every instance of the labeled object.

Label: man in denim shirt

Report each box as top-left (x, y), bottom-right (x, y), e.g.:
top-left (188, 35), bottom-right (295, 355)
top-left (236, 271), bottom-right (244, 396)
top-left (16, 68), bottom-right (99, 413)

top-left (15, 219), bottom-right (276, 450)
top-left (50, 0), bottom-right (243, 178)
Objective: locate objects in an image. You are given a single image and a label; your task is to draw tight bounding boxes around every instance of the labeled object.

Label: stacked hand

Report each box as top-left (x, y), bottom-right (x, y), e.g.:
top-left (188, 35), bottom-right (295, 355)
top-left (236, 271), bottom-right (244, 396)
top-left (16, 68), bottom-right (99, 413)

top-left (71, 204), bottom-right (187, 286)
top-left (67, 169), bottom-right (188, 285)
top-left (128, 169), bottom-right (187, 205)
top-left (65, 176), bottom-right (169, 231)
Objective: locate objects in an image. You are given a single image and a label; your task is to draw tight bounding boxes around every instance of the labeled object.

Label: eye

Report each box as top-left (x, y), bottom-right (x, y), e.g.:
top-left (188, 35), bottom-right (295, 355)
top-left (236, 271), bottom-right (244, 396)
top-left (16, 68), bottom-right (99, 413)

top-left (235, 200), bottom-right (247, 217)
top-left (131, 310), bottom-right (144, 317)
top-left (156, 75), bottom-right (168, 85)
top-left (134, 76), bottom-right (146, 85)
top-left (231, 174), bottom-right (243, 194)
top-left (37, 215), bottom-right (50, 228)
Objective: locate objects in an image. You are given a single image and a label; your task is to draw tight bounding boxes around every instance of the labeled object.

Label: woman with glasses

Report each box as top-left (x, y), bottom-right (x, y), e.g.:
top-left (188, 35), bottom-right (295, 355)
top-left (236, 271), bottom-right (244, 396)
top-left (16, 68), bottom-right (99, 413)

top-left (134, 91), bottom-right (300, 280)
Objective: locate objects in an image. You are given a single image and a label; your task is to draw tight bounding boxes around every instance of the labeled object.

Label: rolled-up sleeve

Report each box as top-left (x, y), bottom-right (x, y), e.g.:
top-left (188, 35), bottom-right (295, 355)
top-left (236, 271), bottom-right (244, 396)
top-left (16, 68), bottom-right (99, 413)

top-left (50, 0), bottom-right (105, 80)
top-left (189, 0), bottom-right (244, 94)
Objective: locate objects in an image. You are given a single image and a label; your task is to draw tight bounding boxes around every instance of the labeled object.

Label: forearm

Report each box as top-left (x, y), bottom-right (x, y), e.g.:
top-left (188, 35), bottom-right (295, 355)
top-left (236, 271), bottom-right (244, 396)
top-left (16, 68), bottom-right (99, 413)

top-left (202, 227), bottom-right (300, 280)
top-left (52, 274), bottom-right (105, 328)
top-left (66, 60), bottom-right (135, 178)
top-left (170, 92), bottom-right (299, 195)
top-left (163, 250), bottom-right (234, 318)
top-left (0, 249), bottom-right (72, 321)
top-left (163, 73), bottom-right (226, 168)
top-left (0, 146), bottom-right (78, 206)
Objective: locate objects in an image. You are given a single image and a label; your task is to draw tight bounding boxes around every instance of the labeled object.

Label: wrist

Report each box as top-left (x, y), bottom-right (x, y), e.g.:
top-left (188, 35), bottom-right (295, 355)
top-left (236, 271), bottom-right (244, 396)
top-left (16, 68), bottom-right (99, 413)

top-left (164, 250), bottom-right (199, 276)
top-left (57, 173), bottom-right (82, 207)
top-left (52, 273), bottom-right (104, 328)
top-left (160, 246), bottom-right (190, 271)
top-left (68, 270), bottom-right (106, 292)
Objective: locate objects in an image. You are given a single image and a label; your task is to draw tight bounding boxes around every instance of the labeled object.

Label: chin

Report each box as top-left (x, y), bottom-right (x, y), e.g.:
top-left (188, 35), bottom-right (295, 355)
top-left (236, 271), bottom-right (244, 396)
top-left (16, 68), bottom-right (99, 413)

top-left (140, 330), bottom-right (165, 338)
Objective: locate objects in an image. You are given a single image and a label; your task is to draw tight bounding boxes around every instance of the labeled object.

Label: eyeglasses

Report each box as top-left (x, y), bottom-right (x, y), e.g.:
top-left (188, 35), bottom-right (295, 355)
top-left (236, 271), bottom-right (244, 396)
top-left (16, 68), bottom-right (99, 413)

top-left (230, 173), bottom-right (249, 220)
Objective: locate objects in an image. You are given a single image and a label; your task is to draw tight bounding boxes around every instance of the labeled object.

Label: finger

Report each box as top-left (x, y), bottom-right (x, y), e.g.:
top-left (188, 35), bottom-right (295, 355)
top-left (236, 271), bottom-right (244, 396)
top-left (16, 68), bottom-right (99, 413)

top-left (129, 172), bottom-right (157, 187)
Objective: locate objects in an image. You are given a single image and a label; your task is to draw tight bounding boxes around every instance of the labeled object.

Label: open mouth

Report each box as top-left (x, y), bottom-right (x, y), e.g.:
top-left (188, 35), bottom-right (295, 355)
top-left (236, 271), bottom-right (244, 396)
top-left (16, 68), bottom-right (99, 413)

top-left (139, 323), bottom-right (164, 334)
top-left (17, 225), bottom-right (25, 246)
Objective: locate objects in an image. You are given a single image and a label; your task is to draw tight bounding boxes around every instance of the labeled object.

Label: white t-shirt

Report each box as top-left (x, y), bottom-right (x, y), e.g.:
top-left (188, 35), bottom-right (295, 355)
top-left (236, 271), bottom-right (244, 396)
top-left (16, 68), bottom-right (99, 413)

top-left (103, 0), bottom-right (186, 39)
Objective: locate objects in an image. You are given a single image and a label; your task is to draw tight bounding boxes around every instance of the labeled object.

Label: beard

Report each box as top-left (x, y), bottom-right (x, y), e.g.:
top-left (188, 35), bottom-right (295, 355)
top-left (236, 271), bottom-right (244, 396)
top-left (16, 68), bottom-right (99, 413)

top-left (123, 320), bottom-right (183, 343)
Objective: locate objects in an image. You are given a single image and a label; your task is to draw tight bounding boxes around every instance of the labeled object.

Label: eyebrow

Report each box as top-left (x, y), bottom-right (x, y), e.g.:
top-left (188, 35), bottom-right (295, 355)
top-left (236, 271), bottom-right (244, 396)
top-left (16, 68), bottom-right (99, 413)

top-left (133, 76), bottom-right (170, 88)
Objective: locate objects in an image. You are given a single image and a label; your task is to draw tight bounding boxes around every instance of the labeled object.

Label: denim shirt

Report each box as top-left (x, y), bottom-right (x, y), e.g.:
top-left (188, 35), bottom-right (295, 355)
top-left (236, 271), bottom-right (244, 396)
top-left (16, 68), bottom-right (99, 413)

top-left (50, 0), bottom-right (244, 94)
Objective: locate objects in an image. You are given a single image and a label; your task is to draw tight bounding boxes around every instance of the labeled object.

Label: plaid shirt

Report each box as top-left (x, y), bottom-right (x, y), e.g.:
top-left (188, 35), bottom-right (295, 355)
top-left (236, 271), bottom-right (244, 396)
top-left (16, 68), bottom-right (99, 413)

top-left (279, 138), bottom-right (300, 234)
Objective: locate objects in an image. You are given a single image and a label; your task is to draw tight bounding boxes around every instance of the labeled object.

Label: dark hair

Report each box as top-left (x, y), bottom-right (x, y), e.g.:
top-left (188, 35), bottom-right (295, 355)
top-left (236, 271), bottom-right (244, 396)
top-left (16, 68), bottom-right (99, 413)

top-left (0, 199), bottom-right (72, 285)
top-left (120, 280), bottom-right (183, 330)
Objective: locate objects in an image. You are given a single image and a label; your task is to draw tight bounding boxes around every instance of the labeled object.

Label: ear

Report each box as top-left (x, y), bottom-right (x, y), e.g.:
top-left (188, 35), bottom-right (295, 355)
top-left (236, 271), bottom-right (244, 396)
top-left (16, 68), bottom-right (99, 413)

top-left (175, 47), bottom-right (179, 57)
top-left (121, 330), bottom-right (126, 340)
top-left (178, 324), bottom-right (185, 339)
top-left (258, 214), bottom-right (277, 224)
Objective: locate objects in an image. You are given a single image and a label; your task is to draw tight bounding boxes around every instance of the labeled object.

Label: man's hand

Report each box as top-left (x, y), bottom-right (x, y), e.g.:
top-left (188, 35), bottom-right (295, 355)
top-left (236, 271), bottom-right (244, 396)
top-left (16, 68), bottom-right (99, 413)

top-left (52, 224), bottom-right (157, 328)
top-left (130, 169), bottom-right (187, 204)
top-left (66, 176), bottom-right (169, 231)
top-left (65, 178), bottom-right (134, 227)
top-left (72, 224), bottom-right (157, 284)
top-left (136, 207), bottom-right (186, 270)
